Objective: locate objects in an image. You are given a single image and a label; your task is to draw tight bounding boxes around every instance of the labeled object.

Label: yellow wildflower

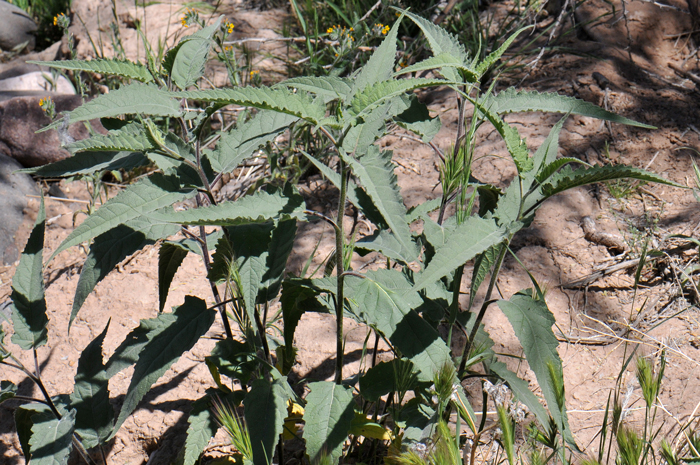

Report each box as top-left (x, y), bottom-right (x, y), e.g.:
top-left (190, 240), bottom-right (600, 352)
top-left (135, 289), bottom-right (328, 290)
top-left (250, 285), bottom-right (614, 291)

top-left (250, 70), bottom-right (259, 76)
top-left (226, 22), bottom-right (234, 33)
top-left (382, 25), bottom-right (390, 35)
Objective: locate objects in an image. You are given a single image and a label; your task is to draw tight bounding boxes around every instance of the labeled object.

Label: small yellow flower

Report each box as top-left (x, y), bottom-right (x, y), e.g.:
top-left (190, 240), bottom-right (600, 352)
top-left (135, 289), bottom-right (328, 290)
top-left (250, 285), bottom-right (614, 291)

top-left (250, 70), bottom-right (259, 76)
top-left (327, 27), bottom-right (333, 34)
top-left (382, 25), bottom-right (390, 35)
top-left (226, 22), bottom-right (234, 33)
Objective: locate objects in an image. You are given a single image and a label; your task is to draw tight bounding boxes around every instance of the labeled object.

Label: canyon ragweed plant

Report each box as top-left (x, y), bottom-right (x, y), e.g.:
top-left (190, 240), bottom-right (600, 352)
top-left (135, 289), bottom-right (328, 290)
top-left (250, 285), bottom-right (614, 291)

top-left (0, 9), bottom-right (681, 465)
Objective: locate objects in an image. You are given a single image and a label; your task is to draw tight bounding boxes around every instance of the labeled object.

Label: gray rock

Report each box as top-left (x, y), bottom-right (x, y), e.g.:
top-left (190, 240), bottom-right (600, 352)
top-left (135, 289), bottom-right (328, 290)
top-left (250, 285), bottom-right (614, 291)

top-left (0, 94), bottom-right (89, 167)
top-left (0, 70), bottom-right (75, 94)
top-left (0, 1), bottom-right (37, 52)
top-left (0, 152), bottom-right (38, 265)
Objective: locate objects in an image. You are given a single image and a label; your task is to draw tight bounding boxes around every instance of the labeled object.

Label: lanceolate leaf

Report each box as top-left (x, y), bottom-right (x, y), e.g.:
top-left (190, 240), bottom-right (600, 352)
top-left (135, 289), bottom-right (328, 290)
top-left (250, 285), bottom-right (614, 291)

top-left (105, 309), bottom-right (176, 378)
top-left (152, 185), bottom-right (305, 226)
top-left (70, 320), bottom-right (113, 448)
top-left (65, 123), bottom-right (155, 153)
top-left (350, 14), bottom-right (403, 99)
top-left (276, 76), bottom-right (352, 103)
top-left (482, 88), bottom-right (654, 128)
top-left (412, 217), bottom-right (506, 293)
top-left (71, 216), bottom-right (180, 325)
top-left (40, 83), bottom-right (182, 132)
top-left (395, 53), bottom-right (476, 82)
top-left (158, 242), bottom-right (190, 312)
top-left (20, 151), bottom-right (148, 178)
top-left (176, 391), bottom-right (219, 465)
top-left (244, 377), bottom-right (289, 465)
top-left (344, 272), bottom-right (450, 381)
top-left (526, 115), bottom-right (567, 190)
top-left (10, 197), bottom-right (48, 350)
top-left (50, 173), bottom-right (194, 262)
top-left (111, 296), bottom-right (216, 436)
top-left (212, 110), bottom-right (299, 173)
top-left (535, 158), bottom-right (587, 185)
top-left (399, 9), bottom-right (469, 82)
top-left (172, 20), bottom-right (221, 90)
top-left (474, 26), bottom-right (530, 78)
top-left (539, 165), bottom-right (679, 200)
top-left (498, 291), bottom-right (576, 448)
top-left (303, 381), bottom-right (355, 464)
top-left (343, 147), bottom-right (416, 262)
top-left (349, 78), bottom-right (448, 120)
top-left (28, 409), bottom-right (76, 465)
top-left (29, 58), bottom-right (154, 82)
top-left (469, 244), bottom-right (501, 309)
top-left (487, 360), bottom-right (550, 431)
top-left (177, 87), bottom-right (326, 124)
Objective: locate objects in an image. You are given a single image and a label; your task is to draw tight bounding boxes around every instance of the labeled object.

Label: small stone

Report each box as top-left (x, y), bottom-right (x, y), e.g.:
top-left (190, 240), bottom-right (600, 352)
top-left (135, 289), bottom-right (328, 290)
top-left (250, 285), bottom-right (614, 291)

top-left (0, 70), bottom-right (76, 94)
top-left (0, 152), bottom-right (38, 264)
top-left (0, 1), bottom-right (37, 51)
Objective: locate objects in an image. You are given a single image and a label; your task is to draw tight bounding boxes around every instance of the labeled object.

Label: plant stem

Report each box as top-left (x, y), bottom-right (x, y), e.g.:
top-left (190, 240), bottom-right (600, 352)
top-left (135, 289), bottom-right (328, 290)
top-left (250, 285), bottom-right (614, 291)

top-left (458, 242), bottom-right (508, 377)
top-left (334, 159), bottom-right (349, 385)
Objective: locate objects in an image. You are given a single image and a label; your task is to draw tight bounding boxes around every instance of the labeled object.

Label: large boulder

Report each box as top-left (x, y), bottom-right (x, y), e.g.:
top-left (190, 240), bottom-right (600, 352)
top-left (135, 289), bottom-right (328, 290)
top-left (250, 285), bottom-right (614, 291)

top-left (0, 94), bottom-right (90, 167)
top-left (0, 1), bottom-right (37, 51)
top-left (0, 152), bottom-right (38, 264)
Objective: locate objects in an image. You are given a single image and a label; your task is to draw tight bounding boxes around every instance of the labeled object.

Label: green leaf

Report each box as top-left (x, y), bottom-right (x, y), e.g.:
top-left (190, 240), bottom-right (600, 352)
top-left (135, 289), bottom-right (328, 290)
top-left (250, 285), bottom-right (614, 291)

top-left (394, 95), bottom-right (441, 143)
top-left (344, 272), bottom-right (450, 381)
top-left (355, 228), bottom-right (418, 265)
top-left (20, 151), bottom-right (148, 178)
top-left (258, 219), bottom-right (297, 304)
top-left (72, 216), bottom-right (180, 325)
top-left (498, 291), bottom-right (576, 448)
top-left (349, 78), bottom-right (449, 121)
top-left (395, 53), bottom-right (476, 82)
top-left (29, 58), bottom-right (154, 82)
top-left (360, 359), bottom-right (416, 402)
top-left (29, 409), bottom-right (76, 465)
top-left (15, 405), bottom-right (41, 459)
top-left (474, 26), bottom-right (531, 78)
top-left (406, 198), bottom-right (441, 223)
top-left (482, 88), bottom-right (654, 128)
top-left (527, 115), bottom-right (567, 189)
top-left (177, 87), bottom-right (326, 124)
top-left (172, 20), bottom-right (221, 90)
top-left (303, 381), bottom-right (355, 464)
top-left (244, 377), bottom-right (289, 465)
top-left (469, 244), bottom-right (501, 308)
top-left (343, 147), bottom-right (416, 261)
top-left (11, 197), bottom-right (48, 350)
top-left (206, 339), bottom-right (258, 385)
top-left (535, 158), bottom-right (587, 185)
top-left (40, 83), bottom-right (182, 132)
top-left (105, 309), bottom-right (175, 378)
top-left (398, 9), bottom-right (469, 82)
top-left (152, 185), bottom-right (305, 226)
top-left (111, 296), bottom-right (216, 437)
top-left (158, 242), bottom-right (190, 312)
top-left (65, 123), bottom-right (155, 153)
top-left (70, 320), bottom-right (113, 448)
top-left (1, 380), bottom-right (17, 404)
top-left (275, 76), bottom-right (352, 103)
top-left (412, 217), bottom-right (506, 293)
top-left (212, 111), bottom-right (299, 173)
top-left (176, 391), bottom-right (219, 465)
top-left (49, 173), bottom-right (194, 262)
top-left (540, 165), bottom-right (680, 199)
top-left (281, 278), bottom-right (334, 352)
top-left (350, 14), bottom-right (403, 98)
top-left (219, 223), bottom-right (274, 333)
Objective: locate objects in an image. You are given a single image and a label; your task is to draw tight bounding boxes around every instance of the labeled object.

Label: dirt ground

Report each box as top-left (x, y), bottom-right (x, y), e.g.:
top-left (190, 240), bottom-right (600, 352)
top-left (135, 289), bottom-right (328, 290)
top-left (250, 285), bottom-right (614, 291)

top-left (1, 0), bottom-right (700, 463)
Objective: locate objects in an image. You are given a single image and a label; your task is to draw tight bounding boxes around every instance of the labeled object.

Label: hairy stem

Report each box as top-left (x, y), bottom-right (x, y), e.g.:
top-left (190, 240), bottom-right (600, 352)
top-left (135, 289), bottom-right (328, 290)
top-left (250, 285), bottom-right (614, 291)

top-left (334, 160), bottom-right (349, 384)
top-left (458, 242), bottom-right (508, 377)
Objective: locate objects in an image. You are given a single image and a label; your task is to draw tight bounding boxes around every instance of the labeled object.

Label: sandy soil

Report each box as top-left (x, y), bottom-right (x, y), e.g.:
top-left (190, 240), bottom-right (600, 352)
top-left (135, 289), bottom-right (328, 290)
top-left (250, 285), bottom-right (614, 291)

top-left (1, 0), bottom-right (700, 463)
